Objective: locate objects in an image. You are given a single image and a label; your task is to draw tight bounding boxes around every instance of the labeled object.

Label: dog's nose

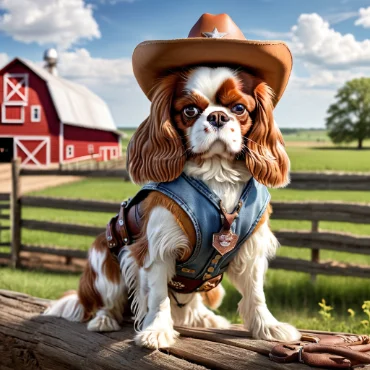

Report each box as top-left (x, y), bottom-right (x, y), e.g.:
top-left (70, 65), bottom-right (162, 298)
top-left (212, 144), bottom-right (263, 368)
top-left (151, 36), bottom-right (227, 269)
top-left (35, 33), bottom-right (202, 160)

top-left (207, 111), bottom-right (230, 128)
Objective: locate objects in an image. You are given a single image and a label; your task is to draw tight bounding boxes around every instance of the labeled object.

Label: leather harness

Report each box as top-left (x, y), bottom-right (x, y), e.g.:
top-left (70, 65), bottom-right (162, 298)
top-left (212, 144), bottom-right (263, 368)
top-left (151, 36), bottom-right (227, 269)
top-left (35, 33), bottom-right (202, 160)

top-left (105, 199), bottom-right (224, 294)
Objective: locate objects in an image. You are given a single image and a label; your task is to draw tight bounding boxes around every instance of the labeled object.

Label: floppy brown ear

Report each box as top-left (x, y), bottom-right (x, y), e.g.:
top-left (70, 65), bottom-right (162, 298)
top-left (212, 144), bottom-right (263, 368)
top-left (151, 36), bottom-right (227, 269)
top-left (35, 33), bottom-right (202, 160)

top-left (246, 81), bottom-right (290, 188)
top-left (127, 74), bottom-right (185, 184)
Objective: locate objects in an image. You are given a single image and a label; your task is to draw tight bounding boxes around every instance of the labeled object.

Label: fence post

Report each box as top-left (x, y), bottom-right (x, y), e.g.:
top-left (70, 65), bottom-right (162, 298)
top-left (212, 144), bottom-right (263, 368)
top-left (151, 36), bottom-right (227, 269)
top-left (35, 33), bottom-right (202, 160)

top-left (10, 158), bottom-right (21, 268)
top-left (310, 220), bottom-right (319, 282)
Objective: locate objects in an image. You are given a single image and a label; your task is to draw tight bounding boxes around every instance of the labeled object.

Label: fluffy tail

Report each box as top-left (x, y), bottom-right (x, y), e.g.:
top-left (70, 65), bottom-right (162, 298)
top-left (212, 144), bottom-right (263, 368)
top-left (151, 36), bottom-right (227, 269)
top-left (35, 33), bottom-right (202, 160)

top-left (44, 291), bottom-right (85, 322)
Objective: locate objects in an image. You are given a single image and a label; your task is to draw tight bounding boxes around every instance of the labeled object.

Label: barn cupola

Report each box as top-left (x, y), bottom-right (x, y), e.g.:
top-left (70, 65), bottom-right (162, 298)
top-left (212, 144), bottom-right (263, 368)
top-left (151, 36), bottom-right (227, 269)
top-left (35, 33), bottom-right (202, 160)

top-left (44, 48), bottom-right (58, 76)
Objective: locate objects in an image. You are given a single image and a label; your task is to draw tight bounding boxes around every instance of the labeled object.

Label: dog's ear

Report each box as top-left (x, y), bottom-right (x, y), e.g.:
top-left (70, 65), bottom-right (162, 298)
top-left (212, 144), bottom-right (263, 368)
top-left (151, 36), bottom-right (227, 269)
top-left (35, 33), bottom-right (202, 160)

top-left (246, 81), bottom-right (290, 188)
top-left (127, 74), bottom-right (186, 184)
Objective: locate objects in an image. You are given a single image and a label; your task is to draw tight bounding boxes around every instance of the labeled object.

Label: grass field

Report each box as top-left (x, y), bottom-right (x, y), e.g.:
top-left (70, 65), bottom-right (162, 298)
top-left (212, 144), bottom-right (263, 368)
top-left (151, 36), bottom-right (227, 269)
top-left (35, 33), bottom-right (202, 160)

top-left (1, 129), bottom-right (370, 333)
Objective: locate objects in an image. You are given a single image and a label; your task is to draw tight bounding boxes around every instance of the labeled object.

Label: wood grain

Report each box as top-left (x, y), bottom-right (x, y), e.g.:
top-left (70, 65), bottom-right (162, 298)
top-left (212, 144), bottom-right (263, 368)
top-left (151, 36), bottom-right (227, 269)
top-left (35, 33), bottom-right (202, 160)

top-left (0, 289), bottom-right (323, 370)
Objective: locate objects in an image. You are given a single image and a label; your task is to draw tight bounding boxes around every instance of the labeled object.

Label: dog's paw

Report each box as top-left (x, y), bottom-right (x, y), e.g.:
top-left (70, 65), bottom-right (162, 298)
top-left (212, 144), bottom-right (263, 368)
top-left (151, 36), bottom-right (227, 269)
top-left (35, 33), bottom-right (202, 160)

top-left (253, 321), bottom-right (301, 342)
top-left (195, 313), bottom-right (230, 329)
top-left (135, 328), bottom-right (179, 349)
top-left (87, 312), bottom-right (120, 332)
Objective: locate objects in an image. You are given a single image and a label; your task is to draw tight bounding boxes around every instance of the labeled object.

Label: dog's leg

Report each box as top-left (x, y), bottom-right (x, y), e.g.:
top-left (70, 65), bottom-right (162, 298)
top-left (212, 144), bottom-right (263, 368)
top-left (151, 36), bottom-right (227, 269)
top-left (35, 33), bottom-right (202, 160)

top-left (171, 290), bottom-right (230, 329)
top-left (134, 207), bottom-right (189, 349)
top-left (44, 235), bottom-right (127, 332)
top-left (227, 221), bottom-right (300, 341)
top-left (85, 242), bottom-right (127, 332)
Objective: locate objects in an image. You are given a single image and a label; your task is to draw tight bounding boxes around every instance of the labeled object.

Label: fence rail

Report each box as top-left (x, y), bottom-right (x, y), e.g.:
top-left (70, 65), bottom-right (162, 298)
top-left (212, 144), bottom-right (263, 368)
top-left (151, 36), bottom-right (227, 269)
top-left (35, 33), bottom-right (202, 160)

top-left (18, 167), bottom-right (370, 190)
top-left (2, 158), bottom-right (370, 281)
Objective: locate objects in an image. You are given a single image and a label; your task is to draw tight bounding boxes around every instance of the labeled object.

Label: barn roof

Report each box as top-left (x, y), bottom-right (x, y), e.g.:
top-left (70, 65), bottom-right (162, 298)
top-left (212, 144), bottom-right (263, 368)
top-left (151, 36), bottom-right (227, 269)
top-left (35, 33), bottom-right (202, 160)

top-left (12, 58), bottom-right (120, 135)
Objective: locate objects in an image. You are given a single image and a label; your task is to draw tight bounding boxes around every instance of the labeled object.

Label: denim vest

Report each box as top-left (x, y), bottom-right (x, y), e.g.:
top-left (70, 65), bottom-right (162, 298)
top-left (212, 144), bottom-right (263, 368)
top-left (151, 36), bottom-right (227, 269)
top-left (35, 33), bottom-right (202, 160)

top-left (127, 173), bottom-right (270, 283)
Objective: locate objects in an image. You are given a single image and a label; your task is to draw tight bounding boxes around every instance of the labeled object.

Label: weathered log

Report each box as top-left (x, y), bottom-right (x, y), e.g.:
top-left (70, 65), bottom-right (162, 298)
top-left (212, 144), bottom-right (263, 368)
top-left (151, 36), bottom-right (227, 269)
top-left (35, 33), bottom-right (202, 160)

top-left (0, 289), bottom-right (321, 370)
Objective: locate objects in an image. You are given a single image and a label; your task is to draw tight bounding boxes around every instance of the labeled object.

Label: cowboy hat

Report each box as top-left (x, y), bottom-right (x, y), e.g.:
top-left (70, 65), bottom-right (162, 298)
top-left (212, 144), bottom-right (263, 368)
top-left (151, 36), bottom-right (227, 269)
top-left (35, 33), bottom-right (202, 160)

top-left (132, 13), bottom-right (292, 106)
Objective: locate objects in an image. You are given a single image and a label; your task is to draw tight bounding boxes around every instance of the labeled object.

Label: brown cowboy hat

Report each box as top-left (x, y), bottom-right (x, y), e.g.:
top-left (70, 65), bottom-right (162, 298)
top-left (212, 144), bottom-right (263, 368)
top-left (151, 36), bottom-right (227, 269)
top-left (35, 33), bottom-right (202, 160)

top-left (132, 13), bottom-right (292, 106)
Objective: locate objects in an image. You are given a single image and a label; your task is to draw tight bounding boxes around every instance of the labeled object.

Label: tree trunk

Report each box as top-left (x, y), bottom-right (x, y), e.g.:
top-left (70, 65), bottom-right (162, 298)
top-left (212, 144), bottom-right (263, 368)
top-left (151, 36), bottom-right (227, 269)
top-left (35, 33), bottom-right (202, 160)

top-left (358, 138), bottom-right (363, 149)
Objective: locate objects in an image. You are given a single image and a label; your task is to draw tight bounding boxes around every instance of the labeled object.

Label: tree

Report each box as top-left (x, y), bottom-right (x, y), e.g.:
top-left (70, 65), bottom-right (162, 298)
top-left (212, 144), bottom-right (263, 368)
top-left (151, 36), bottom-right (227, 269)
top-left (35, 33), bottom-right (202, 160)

top-left (326, 78), bottom-right (370, 149)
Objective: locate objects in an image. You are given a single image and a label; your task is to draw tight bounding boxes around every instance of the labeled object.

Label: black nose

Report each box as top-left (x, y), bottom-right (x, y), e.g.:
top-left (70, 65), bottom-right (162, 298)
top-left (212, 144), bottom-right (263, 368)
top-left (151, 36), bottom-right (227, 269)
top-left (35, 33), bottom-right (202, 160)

top-left (207, 111), bottom-right (230, 128)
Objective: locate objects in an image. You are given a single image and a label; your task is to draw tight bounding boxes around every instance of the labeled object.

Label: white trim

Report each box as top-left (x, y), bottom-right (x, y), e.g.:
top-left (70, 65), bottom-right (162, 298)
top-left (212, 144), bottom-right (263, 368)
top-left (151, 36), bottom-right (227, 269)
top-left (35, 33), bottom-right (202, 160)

top-left (63, 153), bottom-right (100, 163)
top-left (99, 145), bottom-right (119, 161)
top-left (59, 122), bottom-right (64, 164)
top-left (11, 136), bottom-right (50, 168)
top-left (30, 105), bottom-right (41, 122)
top-left (1, 103), bottom-right (25, 124)
top-left (88, 144), bottom-right (94, 154)
top-left (65, 144), bottom-right (74, 159)
top-left (3, 73), bottom-right (29, 104)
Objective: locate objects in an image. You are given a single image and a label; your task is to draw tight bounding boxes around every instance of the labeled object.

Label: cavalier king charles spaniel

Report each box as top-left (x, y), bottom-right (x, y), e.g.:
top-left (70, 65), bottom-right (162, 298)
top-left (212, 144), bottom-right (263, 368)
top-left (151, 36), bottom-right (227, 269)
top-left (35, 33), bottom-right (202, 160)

top-left (45, 66), bottom-right (301, 349)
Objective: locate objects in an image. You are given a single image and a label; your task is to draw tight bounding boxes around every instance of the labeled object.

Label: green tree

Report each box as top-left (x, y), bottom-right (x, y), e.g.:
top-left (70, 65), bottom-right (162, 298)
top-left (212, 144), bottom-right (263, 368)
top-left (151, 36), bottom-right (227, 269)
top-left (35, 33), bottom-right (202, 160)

top-left (326, 78), bottom-right (370, 149)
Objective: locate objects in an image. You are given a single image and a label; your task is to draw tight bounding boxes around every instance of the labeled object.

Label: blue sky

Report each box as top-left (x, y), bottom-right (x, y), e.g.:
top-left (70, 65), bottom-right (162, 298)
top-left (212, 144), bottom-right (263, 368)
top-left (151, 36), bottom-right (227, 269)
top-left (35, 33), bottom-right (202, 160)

top-left (1, 0), bottom-right (370, 128)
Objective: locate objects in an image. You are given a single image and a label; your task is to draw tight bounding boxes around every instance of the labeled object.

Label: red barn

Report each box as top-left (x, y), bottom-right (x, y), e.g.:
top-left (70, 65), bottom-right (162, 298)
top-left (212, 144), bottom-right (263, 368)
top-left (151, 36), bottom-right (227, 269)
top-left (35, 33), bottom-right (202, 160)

top-left (0, 57), bottom-right (121, 167)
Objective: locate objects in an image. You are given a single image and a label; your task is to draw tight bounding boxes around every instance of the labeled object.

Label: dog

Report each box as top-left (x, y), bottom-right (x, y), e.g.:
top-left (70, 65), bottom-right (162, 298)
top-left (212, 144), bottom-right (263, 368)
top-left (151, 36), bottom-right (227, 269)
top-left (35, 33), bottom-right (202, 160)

top-left (44, 13), bottom-right (301, 349)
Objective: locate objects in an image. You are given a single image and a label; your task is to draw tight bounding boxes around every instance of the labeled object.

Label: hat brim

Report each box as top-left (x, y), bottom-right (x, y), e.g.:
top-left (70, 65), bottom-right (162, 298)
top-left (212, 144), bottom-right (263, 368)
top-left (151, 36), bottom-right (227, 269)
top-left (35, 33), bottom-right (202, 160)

top-left (132, 38), bottom-right (292, 107)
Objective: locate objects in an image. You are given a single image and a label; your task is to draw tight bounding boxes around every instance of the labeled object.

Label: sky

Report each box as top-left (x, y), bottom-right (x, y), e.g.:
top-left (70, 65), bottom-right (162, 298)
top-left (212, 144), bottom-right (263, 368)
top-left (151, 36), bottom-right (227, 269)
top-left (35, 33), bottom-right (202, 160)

top-left (1, 0), bottom-right (370, 129)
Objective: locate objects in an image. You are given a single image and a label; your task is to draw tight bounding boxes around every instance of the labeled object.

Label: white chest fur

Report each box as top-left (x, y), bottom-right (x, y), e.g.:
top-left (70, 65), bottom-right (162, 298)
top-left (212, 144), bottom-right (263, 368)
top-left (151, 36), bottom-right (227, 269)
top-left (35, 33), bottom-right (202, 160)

top-left (184, 158), bottom-right (252, 213)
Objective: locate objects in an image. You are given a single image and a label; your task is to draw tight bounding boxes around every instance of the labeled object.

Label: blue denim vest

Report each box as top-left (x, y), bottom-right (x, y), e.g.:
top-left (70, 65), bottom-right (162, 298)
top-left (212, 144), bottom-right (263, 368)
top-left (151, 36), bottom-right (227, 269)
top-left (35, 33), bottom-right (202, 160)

top-left (128, 173), bottom-right (270, 283)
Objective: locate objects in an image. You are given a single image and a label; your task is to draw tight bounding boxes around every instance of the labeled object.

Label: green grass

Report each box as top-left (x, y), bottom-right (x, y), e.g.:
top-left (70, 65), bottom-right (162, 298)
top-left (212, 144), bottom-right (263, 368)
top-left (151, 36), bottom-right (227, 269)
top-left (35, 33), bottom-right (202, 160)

top-left (0, 268), bottom-right (79, 299)
top-left (287, 146), bottom-right (370, 172)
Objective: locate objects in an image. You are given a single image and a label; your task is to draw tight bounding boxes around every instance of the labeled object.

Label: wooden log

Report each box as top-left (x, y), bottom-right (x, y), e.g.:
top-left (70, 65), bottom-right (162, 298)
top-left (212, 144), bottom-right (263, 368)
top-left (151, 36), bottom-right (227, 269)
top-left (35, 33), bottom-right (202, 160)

top-left (274, 230), bottom-right (370, 255)
top-left (0, 203), bottom-right (10, 210)
top-left (20, 168), bottom-right (131, 181)
top-left (21, 244), bottom-right (87, 259)
top-left (289, 172), bottom-right (370, 191)
top-left (0, 214), bottom-right (10, 220)
top-left (271, 201), bottom-right (370, 224)
top-left (310, 220), bottom-right (320, 282)
top-left (270, 256), bottom-right (370, 278)
top-left (0, 289), bottom-right (319, 370)
top-left (10, 158), bottom-right (21, 268)
top-left (21, 219), bottom-right (102, 237)
top-left (0, 193), bottom-right (10, 201)
top-left (21, 196), bottom-right (119, 213)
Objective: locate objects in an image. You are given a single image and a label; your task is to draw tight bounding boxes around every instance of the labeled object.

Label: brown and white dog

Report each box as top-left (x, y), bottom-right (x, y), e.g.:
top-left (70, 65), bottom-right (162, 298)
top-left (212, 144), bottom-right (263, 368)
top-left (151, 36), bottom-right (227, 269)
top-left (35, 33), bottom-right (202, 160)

top-left (45, 66), bottom-right (301, 349)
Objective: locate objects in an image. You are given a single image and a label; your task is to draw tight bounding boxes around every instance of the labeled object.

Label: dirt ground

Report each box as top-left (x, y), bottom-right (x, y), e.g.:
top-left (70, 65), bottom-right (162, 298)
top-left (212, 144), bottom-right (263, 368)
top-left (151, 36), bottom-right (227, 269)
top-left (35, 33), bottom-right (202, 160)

top-left (0, 164), bottom-right (83, 194)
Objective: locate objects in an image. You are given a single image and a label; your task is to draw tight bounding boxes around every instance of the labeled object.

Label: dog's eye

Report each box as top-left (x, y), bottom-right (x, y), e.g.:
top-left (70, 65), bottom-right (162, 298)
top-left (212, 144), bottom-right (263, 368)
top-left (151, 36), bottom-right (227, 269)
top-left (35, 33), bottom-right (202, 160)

top-left (183, 106), bottom-right (199, 118)
top-left (231, 104), bottom-right (246, 115)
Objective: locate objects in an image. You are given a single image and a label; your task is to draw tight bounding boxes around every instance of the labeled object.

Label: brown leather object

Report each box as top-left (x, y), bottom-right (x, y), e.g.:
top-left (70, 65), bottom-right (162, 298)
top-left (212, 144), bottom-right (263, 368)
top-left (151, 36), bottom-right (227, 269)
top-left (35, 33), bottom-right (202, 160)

top-left (270, 334), bottom-right (370, 368)
top-left (168, 274), bottom-right (223, 294)
top-left (106, 201), bottom-right (143, 254)
top-left (132, 13), bottom-right (292, 106)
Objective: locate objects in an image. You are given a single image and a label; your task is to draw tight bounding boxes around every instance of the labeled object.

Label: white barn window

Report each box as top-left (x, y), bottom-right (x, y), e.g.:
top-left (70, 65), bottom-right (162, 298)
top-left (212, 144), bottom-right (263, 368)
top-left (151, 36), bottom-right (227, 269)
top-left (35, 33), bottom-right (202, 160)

top-left (31, 105), bottom-right (41, 122)
top-left (66, 145), bottom-right (74, 159)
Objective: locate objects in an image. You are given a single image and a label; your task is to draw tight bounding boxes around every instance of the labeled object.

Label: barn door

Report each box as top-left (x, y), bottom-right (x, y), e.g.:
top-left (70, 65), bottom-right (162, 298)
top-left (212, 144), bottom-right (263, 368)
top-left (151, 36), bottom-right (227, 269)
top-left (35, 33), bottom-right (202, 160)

top-left (1, 73), bottom-right (28, 124)
top-left (14, 137), bottom-right (50, 168)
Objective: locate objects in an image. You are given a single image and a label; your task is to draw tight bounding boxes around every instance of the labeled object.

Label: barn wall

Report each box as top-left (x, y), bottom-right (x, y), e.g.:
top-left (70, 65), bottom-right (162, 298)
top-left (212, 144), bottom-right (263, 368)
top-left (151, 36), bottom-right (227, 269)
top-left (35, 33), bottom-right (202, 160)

top-left (0, 60), bottom-right (60, 163)
top-left (63, 124), bottom-right (120, 161)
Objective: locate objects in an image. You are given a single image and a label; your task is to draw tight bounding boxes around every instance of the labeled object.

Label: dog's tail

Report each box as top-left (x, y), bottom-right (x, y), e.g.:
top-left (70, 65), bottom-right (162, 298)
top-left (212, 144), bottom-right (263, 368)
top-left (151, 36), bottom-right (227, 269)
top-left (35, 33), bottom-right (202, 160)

top-left (44, 290), bottom-right (85, 322)
top-left (201, 284), bottom-right (226, 310)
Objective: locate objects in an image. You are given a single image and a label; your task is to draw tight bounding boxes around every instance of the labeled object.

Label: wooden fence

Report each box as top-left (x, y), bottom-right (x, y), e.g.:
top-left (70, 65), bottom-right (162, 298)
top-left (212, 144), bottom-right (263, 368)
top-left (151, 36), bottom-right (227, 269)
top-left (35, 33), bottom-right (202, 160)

top-left (1, 158), bottom-right (370, 280)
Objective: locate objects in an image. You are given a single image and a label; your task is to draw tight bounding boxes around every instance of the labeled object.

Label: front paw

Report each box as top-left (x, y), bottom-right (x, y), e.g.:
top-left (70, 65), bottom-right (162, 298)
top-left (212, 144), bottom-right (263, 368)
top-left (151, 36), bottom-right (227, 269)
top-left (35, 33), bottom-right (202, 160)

top-left (253, 321), bottom-right (301, 342)
top-left (135, 328), bottom-right (179, 349)
top-left (194, 313), bottom-right (230, 329)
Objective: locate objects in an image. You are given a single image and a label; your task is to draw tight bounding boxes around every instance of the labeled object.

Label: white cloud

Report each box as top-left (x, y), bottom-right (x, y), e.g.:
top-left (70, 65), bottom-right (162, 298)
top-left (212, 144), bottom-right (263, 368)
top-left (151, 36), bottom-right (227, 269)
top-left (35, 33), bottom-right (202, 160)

top-left (0, 53), bottom-right (9, 69)
top-left (355, 7), bottom-right (370, 28)
top-left (324, 11), bottom-right (358, 25)
top-left (57, 48), bottom-right (133, 85)
top-left (290, 13), bottom-right (370, 69)
top-left (245, 28), bottom-right (292, 40)
top-left (0, 0), bottom-right (100, 49)
top-left (53, 48), bottom-right (148, 127)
